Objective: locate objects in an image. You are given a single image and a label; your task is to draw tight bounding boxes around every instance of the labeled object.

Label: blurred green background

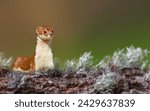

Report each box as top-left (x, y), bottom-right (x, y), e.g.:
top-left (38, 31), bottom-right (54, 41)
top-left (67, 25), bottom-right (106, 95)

top-left (0, 0), bottom-right (150, 63)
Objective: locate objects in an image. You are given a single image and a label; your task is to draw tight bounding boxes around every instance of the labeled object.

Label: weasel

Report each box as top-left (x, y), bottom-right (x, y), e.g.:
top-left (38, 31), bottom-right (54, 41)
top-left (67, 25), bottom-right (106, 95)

top-left (12, 25), bottom-right (54, 72)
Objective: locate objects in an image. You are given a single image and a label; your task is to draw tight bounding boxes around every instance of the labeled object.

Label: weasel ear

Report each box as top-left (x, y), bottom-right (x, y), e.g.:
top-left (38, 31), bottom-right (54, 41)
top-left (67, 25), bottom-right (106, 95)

top-left (36, 26), bottom-right (43, 35)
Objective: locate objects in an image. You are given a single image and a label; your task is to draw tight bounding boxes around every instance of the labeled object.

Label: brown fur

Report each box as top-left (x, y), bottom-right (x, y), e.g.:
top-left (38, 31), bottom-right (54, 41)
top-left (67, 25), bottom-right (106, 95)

top-left (12, 56), bottom-right (35, 71)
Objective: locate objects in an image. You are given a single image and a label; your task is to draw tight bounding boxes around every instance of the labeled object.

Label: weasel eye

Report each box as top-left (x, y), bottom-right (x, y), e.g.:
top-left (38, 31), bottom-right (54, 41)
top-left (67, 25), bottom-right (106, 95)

top-left (44, 31), bottom-right (47, 33)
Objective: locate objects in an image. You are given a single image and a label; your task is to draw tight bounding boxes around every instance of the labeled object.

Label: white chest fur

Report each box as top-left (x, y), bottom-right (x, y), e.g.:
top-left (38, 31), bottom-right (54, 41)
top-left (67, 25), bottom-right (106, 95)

top-left (35, 37), bottom-right (54, 71)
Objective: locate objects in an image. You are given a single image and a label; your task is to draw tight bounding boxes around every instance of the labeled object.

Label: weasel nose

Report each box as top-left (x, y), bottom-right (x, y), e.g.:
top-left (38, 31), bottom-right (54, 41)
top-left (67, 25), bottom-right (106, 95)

top-left (50, 30), bottom-right (54, 36)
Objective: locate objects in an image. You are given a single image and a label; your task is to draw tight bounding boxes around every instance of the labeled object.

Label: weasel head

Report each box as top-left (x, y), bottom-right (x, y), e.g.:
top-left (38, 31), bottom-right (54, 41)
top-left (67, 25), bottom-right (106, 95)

top-left (36, 25), bottom-right (54, 41)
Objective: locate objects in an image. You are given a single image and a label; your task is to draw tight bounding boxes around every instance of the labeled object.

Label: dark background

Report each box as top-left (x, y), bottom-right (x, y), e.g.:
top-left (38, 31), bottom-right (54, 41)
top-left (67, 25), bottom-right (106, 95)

top-left (0, 0), bottom-right (150, 63)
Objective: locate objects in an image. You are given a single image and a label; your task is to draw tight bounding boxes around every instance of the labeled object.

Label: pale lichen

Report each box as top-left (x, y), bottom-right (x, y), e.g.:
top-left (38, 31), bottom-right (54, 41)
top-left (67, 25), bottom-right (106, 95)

top-left (94, 46), bottom-right (150, 93)
top-left (96, 46), bottom-right (149, 70)
top-left (0, 52), bottom-right (13, 69)
top-left (64, 52), bottom-right (93, 73)
top-left (94, 72), bottom-right (117, 93)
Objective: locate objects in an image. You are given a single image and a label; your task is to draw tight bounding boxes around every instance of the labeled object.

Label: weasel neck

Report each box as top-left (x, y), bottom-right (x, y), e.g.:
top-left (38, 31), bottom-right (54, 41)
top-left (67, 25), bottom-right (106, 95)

top-left (35, 36), bottom-right (52, 55)
top-left (36, 36), bottom-right (51, 46)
